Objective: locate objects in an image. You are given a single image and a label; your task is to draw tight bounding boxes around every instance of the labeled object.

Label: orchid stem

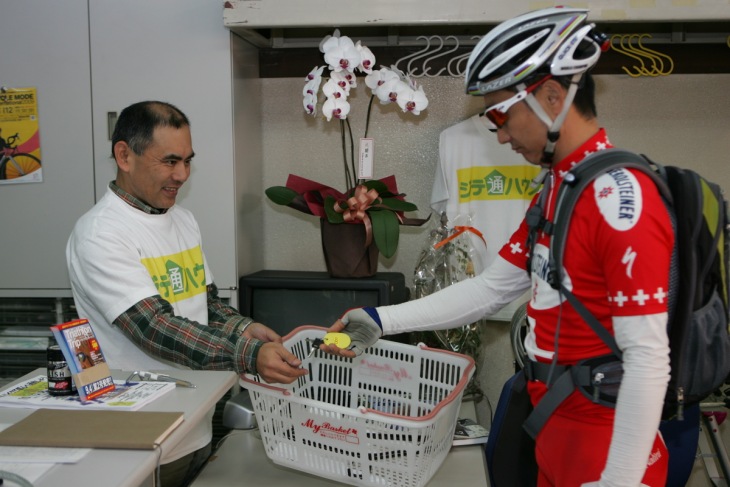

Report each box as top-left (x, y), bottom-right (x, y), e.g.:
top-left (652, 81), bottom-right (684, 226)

top-left (340, 120), bottom-right (353, 192)
top-left (364, 95), bottom-right (375, 139)
top-left (346, 118), bottom-right (357, 189)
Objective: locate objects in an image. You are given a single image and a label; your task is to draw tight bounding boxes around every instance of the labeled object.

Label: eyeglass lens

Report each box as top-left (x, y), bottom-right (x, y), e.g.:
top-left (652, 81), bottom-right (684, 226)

top-left (483, 75), bottom-right (553, 130)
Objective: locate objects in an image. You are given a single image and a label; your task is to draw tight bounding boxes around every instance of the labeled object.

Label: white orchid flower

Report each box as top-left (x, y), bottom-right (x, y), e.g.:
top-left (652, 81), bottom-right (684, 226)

top-left (303, 92), bottom-right (318, 116)
top-left (305, 33), bottom-right (428, 122)
top-left (303, 79), bottom-right (318, 97)
top-left (304, 65), bottom-right (325, 83)
top-left (342, 71), bottom-right (357, 88)
top-left (364, 67), bottom-right (397, 91)
top-left (365, 68), bottom-right (401, 104)
top-left (356, 41), bottom-right (376, 74)
top-left (374, 77), bottom-right (406, 105)
top-left (322, 78), bottom-right (348, 100)
top-left (395, 84), bottom-right (429, 115)
top-left (319, 29), bottom-right (341, 53)
top-left (302, 66), bottom-right (325, 115)
top-left (323, 35), bottom-right (361, 73)
top-left (388, 64), bottom-right (408, 78)
top-left (303, 68), bottom-right (324, 92)
top-left (303, 75), bottom-right (323, 96)
top-left (322, 96), bottom-right (351, 121)
top-left (329, 71), bottom-right (353, 94)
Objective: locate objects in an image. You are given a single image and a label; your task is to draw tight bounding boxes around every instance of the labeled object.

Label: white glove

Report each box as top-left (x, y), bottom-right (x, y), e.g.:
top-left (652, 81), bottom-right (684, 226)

top-left (340, 307), bottom-right (383, 356)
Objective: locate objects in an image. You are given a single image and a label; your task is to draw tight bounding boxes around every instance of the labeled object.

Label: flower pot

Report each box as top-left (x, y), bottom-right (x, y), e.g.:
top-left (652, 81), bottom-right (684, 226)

top-left (320, 218), bottom-right (379, 278)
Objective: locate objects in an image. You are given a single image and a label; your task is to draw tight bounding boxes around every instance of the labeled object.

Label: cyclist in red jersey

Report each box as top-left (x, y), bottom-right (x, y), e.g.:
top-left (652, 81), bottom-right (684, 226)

top-left (324, 7), bottom-right (672, 486)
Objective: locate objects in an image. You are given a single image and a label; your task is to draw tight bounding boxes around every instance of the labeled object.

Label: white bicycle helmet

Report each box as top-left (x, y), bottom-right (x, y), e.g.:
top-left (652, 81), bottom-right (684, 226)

top-left (466, 7), bottom-right (608, 164)
top-left (465, 7), bottom-right (608, 96)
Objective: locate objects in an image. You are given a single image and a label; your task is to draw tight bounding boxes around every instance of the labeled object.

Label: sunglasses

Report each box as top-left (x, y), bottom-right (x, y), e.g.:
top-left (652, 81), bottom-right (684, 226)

top-left (482, 75), bottom-right (552, 130)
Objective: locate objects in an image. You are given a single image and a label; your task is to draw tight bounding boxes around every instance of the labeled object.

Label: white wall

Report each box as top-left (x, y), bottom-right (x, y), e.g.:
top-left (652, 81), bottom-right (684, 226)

top-left (260, 74), bottom-right (730, 286)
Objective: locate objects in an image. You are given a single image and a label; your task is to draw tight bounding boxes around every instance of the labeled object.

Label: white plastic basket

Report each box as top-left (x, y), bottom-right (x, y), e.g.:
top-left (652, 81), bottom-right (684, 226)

top-left (242, 326), bottom-right (475, 487)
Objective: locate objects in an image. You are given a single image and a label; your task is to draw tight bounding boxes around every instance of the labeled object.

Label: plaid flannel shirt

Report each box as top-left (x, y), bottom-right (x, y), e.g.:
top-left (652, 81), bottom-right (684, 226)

top-left (109, 181), bottom-right (263, 375)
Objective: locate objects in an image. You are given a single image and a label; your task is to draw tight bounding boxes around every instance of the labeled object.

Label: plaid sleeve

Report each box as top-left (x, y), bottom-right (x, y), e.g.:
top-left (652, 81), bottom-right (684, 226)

top-left (206, 282), bottom-right (254, 335)
top-left (113, 294), bottom-right (263, 375)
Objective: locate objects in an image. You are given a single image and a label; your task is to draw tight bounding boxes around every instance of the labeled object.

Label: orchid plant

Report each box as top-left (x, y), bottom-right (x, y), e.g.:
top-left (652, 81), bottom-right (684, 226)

top-left (303, 29), bottom-right (429, 190)
top-left (266, 30), bottom-right (429, 259)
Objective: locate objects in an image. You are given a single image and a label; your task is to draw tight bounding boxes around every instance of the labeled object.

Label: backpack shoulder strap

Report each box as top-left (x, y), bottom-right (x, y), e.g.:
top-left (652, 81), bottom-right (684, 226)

top-left (548, 149), bottom-right (672, 358)
top-left (549, 148), bottom-right (671, 291)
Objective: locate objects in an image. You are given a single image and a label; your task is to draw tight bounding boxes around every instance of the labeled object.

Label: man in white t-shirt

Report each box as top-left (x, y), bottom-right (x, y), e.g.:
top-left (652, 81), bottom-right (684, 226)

top-left (67, 100), bottom-right (307, 486)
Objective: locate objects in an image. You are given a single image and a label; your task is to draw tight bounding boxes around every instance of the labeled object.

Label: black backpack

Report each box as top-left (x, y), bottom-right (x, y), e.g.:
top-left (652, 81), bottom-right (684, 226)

top-left (522, 148), bottom-right (730, 438)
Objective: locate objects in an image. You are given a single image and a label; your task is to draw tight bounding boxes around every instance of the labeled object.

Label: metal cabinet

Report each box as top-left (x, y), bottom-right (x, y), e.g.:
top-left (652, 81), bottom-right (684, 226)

top-left (0, 0), bottom-right (248, 303)
top-left (0, 0), bottom-right (95, 296)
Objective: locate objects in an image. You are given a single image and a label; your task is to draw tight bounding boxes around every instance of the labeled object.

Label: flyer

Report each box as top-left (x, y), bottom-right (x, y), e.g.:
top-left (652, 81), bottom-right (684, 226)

top-left (0, 375), bottom-right (176, 411)
top-left (0, 86), bottom-right (43, 184)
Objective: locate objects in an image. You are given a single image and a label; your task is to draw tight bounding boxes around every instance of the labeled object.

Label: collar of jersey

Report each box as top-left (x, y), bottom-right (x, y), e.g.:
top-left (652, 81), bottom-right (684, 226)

top-left (552, 128), bottom-right (613, 180)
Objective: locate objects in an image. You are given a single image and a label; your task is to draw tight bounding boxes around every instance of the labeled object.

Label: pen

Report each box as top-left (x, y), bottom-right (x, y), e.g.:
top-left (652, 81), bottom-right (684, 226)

top-left (137, 371), bottom-right (196, 388)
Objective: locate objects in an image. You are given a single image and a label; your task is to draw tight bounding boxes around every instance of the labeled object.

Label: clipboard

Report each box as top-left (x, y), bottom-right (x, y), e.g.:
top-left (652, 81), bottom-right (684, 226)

top-left (0, 409), bottom-right (184, 450)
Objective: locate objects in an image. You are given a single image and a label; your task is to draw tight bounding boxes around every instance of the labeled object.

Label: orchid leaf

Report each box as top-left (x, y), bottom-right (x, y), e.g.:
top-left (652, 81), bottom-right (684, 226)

top-left (269, 173), bottom-right (424, 259)
top-left (401, 214), bottom-right (431, 226)
top-left (265, 186), bottom-right (314, 215)
top-left (379, 197), bottom-right (418, 212)
top-left (362, 179), bottom-right (389, 195)
top-left (324, 195), bottom-right (345, 223)
top-left (369, 209), bottom-right (400, 258)
top-left (265, 186), bottom-right (300, 206)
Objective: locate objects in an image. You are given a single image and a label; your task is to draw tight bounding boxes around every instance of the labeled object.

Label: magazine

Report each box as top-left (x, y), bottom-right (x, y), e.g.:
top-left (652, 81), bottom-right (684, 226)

top-left (50, 319), bottom-right (115, 401)
top-left (0, 375), bottom-right (176, 411)
top-left (452, 417), bottom-right (489, 446)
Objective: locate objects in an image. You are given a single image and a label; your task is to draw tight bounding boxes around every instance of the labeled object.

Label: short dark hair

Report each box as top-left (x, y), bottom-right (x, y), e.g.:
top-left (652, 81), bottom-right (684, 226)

top-left (111, 101), bottom-right (190, 157)
top-left (554, 73), bottom-right (597, 119)
top-left (516, 72), bottom-right (597, 119)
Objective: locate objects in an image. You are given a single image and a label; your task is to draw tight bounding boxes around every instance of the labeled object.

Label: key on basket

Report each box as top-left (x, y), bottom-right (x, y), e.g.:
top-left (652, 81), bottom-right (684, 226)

top-left (307, 333), bottom-right (352, 358)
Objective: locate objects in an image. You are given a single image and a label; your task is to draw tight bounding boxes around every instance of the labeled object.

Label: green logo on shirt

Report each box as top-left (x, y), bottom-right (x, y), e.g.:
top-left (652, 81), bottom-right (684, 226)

top-left (457, 165), bottom-right (540, 202)
top-left (141, 246), bottom-right (206, 302)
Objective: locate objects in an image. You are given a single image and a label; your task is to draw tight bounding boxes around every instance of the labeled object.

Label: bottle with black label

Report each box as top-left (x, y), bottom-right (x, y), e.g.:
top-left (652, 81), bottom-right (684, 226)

top-left (47, 343), bottom-right (76, 396)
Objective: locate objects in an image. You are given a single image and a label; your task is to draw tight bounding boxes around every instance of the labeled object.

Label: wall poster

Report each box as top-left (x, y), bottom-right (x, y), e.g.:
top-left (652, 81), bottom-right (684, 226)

top-left (0, 87), bottom-right (43, 185)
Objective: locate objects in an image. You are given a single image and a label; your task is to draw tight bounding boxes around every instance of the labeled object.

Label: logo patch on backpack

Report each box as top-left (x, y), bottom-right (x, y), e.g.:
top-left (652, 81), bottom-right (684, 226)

top-left (593, 168), bottom-right (643, 231)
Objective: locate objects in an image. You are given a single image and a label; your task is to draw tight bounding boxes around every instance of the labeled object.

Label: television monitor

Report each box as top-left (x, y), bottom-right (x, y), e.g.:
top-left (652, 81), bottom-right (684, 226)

top-left (238, 270), bottom-right (410, 337)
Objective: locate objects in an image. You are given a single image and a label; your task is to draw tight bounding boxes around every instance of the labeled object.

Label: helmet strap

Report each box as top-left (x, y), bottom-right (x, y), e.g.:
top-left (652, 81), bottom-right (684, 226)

top-left (523, 73), bottom-right (583, 166)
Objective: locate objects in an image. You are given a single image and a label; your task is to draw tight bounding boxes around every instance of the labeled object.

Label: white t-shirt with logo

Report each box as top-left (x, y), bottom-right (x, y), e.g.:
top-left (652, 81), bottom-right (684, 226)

top-left (67, 186), bottom-right (214, 461)
top-left (432, 114), bottom-right (538, 319)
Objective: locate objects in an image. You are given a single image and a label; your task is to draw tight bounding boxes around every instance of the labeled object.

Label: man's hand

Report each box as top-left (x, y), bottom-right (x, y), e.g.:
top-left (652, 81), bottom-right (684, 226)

top-left (255, 342), bottom-right (308, 384)
top-left (319, 307), bottom-right (382, 357)
top-left (243, 322), bottom-right (282, 343)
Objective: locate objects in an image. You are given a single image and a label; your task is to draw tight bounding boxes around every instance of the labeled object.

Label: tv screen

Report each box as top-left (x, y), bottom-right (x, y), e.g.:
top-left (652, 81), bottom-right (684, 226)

top-left (238, 270), bottom-right (409, 337)
top-left (248, 288), bottom-right (379, 335)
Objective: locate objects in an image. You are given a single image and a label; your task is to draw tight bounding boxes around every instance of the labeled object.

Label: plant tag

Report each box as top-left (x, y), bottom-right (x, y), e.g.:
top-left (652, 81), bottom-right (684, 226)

top-left (358, 138), bottom-right (374, 180)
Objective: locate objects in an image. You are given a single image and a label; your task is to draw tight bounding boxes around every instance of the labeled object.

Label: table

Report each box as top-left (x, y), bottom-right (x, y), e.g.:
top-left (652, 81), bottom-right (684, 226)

top-left (192, 398), bottom-right (489, 486)
top-left (0, 368), bottom-right (237, 487)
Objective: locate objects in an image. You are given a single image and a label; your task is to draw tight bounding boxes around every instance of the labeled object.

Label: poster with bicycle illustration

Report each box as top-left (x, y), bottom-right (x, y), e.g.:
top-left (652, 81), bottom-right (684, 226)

top-left (0, 86), bottom-right (42, 185)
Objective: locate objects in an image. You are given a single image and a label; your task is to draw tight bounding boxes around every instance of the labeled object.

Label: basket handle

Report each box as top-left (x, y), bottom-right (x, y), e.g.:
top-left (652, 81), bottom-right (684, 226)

top-left (241, 375), bottom-right (292, 396)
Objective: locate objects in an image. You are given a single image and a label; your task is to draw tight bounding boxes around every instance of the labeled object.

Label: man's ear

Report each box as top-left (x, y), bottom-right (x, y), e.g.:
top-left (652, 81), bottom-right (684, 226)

top-left (113, 141), bottom-right (132, 172)
top-left (540, 79), bottom-right (567, 117)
